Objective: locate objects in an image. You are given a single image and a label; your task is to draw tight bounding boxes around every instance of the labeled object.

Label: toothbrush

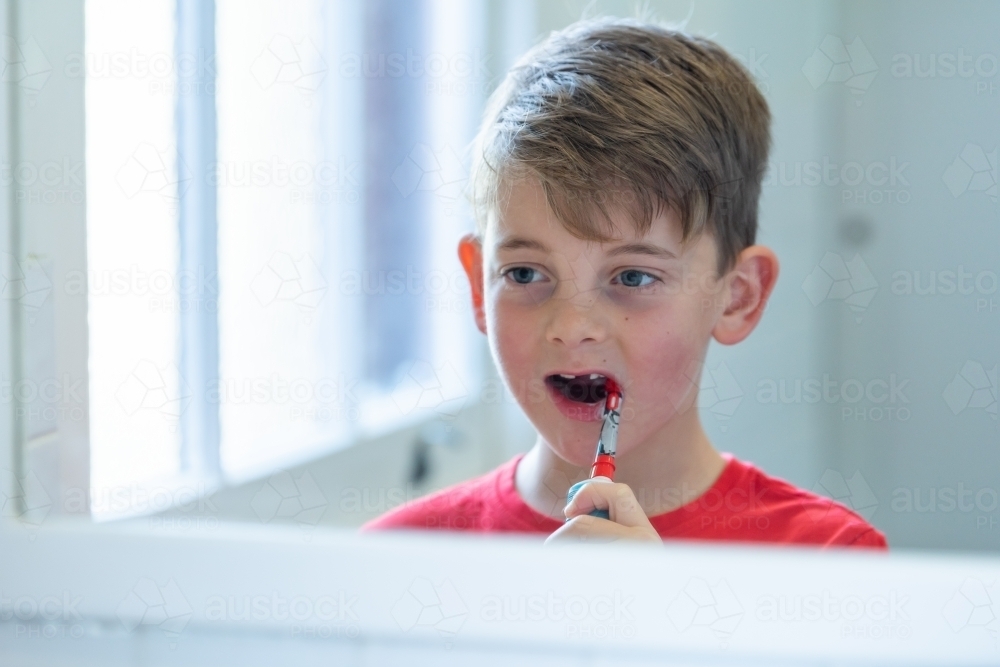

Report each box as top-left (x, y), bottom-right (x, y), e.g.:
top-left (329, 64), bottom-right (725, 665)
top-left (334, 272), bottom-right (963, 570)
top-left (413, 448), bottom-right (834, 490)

top-left (565, 382), bottom-right (623, 520)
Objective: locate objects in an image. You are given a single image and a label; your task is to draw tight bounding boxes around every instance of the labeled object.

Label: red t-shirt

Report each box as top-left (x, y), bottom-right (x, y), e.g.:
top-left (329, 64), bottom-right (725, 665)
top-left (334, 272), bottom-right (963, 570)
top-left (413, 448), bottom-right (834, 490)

top-left (362, 453), bottom-right (887, 549)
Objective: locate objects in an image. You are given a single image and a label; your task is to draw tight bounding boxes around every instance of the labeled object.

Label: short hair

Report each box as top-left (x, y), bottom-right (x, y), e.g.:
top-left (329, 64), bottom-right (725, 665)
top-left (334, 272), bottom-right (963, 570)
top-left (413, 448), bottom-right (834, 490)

top-left (469, 17), bottom-right (772, 273)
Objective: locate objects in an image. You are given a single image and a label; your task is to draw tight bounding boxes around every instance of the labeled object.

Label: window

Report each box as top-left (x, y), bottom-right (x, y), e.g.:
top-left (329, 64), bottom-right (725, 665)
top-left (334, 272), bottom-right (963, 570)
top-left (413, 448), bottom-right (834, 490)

top-left (85, 0), bottom-right (184, 512)
top-left (85, 0), bottom-right (485, 515)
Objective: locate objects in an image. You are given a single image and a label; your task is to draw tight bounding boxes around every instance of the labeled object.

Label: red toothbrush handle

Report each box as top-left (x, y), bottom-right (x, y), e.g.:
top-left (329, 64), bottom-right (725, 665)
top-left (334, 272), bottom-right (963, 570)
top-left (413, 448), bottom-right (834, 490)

top-left (591, 453), bottom-right (616, 480)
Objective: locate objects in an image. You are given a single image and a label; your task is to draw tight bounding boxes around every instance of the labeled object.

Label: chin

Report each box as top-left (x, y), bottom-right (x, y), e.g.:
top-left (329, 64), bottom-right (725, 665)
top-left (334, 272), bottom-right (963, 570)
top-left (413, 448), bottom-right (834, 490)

top-left (539, 429), bottom-right (598, 468)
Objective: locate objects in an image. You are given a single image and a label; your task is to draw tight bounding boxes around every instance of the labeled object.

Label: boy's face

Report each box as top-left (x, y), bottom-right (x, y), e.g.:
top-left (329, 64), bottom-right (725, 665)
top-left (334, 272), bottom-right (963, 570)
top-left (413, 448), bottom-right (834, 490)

top-left (477, 177), bottom-right (728, 467)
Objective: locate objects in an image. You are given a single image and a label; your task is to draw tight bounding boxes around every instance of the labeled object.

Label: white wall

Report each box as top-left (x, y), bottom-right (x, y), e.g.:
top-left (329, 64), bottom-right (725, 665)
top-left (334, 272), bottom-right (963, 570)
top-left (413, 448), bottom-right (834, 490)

top-left (832, 0), bottom-right (1000, 550)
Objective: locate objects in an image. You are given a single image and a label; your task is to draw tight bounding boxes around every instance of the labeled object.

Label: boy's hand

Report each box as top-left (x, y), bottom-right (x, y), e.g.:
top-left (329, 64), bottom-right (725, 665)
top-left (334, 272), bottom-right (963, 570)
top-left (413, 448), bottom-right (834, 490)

top-left (544, 480), bottom-right (661, 545)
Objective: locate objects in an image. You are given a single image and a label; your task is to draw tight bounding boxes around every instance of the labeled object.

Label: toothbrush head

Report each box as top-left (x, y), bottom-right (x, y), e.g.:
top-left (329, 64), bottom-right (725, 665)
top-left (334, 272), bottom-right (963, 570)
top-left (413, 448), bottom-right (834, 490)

top-left (604, 380), bottom-right (622, 413)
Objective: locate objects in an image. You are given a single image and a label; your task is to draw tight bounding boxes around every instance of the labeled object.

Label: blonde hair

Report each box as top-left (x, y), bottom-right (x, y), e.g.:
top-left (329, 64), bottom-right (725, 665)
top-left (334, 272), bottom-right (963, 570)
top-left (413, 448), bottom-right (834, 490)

top-left (469, 17), bottom-right (771, 273)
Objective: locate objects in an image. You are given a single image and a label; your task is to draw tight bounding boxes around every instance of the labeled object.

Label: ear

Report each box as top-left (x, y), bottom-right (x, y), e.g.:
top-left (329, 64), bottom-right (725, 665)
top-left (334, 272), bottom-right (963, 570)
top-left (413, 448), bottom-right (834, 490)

top-left (712, 245), bottom-right (779, 345)
top-left (457, 233), bottom-right (487, 334)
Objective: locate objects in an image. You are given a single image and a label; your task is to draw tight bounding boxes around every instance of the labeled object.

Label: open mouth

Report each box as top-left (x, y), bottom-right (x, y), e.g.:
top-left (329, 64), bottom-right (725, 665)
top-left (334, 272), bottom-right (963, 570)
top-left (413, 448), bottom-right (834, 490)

top-left (545, 373), bottom-right (610, 404)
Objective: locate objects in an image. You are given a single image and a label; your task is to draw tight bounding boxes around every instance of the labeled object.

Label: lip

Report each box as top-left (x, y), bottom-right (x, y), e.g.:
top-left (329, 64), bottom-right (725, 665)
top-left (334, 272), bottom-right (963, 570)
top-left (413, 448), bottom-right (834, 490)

top-left (544, 369), bottom-right (623, 423)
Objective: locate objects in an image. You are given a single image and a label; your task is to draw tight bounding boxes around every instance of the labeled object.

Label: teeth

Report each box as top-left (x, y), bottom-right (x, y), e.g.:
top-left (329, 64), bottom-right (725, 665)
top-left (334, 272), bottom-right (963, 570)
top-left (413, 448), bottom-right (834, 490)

top-left (589, 374), bottom-right (600, 379)
top-left (558, 374), bottom-right (574, 379)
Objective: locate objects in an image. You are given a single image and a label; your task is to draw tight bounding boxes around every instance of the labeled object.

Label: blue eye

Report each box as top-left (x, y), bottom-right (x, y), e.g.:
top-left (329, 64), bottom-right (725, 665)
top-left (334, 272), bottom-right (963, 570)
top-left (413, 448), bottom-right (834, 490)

top-left (505, 266), bottom-right (543, 284)
top-left (617, 269), bottom-right (657, 288)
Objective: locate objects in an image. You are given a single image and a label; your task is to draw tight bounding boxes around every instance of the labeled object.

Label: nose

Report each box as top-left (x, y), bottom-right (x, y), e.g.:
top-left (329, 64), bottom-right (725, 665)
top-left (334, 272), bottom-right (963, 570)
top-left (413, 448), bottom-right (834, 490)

top-left (544, 287), bottom-right (608, 348)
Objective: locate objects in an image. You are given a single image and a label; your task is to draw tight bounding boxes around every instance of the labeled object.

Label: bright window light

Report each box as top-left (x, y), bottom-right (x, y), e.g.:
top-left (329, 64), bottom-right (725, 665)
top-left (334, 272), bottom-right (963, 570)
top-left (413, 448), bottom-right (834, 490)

top-left (85, 0), bottom-right (182, 512)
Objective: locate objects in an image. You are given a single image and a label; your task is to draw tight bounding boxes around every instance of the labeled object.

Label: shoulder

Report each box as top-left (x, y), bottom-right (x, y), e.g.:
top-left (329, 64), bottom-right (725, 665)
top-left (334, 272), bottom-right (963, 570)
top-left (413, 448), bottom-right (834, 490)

top-left (361, 457), bottom-right (517, 532)
top-left (727, 457), bottom-right (888, 549)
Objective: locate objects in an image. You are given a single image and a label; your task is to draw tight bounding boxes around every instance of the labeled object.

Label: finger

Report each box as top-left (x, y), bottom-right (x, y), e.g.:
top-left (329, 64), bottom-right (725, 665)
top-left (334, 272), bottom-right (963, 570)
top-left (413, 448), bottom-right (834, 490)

top-left (564, 478), bottom-right (613, 517)
top-left (566, 482), bottom-right (650, 529)
top-left (545, 514), bottom-right (637, 544)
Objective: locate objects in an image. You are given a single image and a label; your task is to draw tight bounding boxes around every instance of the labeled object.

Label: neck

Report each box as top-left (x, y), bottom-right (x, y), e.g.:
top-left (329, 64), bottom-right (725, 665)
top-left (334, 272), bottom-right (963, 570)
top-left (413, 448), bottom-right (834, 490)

top-left (514, 407), bottom-right (726, 519)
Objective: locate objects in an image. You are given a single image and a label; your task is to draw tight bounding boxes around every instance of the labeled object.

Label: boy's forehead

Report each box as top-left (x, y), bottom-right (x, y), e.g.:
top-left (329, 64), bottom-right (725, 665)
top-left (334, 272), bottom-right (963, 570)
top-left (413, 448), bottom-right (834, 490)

top-left (488, 176), bottom-right (684, 252)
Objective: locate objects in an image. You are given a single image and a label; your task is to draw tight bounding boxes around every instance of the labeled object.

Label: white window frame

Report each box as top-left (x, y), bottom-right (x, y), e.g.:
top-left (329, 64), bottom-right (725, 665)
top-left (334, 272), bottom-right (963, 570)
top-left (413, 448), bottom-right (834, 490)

top-left (175, 0), bottom-right (221, 482)
top-left (2, 0), bottom-right (91, 521)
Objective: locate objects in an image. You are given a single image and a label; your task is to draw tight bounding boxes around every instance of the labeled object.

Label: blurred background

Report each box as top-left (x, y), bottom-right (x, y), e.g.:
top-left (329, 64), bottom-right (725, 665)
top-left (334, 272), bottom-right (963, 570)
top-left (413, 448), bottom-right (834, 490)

top-left (3, 0), bottom-right (999, 554)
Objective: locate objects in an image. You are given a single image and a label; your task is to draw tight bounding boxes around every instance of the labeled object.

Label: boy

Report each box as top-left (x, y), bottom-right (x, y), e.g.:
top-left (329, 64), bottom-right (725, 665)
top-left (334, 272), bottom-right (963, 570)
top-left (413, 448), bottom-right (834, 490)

top-left (364, 18), bottom-right (886, 548)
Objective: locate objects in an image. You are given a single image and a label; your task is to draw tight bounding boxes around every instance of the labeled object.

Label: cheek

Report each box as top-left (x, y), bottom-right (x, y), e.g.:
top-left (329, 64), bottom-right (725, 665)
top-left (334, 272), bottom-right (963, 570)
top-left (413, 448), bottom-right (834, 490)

top-left (487, 297), bottom-right (541, 396)
top-left (621, 303), bottom-right (708, 419)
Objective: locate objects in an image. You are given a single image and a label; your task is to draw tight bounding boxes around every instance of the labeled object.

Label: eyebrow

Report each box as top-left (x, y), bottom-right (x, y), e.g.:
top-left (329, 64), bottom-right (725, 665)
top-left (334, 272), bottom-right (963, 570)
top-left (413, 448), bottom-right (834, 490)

top-left (606, 242), bottom-right (678, 260)
top-left (496, 236), bottom-right (550, 253)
